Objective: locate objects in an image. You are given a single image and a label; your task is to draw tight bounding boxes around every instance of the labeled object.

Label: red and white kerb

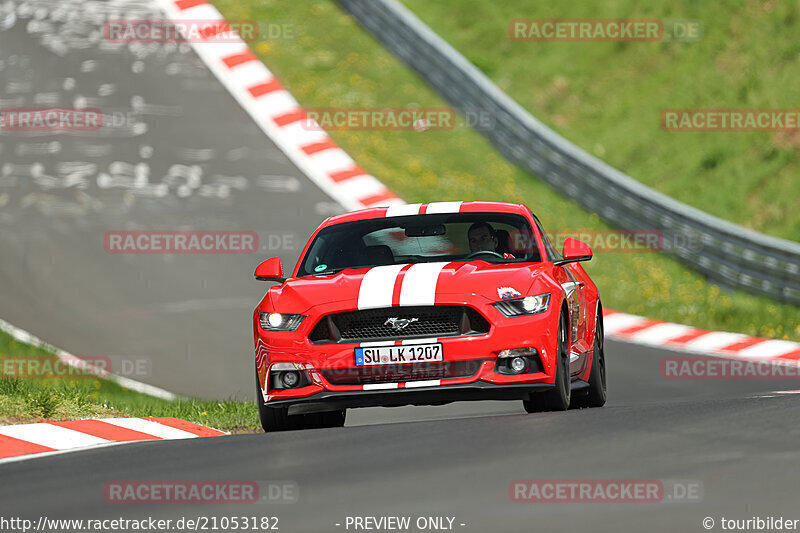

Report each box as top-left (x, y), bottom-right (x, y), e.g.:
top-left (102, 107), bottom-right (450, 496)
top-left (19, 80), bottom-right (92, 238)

top-left (603, 310), bottom-right (800, 363)
top-left (0, 417), bottom-right (226, 461)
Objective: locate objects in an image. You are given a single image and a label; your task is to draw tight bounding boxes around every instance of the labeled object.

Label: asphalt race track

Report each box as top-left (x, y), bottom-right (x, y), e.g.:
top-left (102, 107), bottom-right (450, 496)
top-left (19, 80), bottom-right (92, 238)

top-left (1, 1), bottom-right (799, 532)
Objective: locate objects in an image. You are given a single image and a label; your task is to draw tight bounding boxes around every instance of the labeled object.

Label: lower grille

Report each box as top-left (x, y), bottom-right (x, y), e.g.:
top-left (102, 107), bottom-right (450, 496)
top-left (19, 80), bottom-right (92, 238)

top-left (309, 305), bottom-right (490, 343)
top-left (320, 360), bottom-right (483, 385)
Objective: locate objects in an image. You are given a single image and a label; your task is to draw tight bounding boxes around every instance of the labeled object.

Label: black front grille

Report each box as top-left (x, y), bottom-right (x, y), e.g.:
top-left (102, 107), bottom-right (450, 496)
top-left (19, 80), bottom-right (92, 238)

top-left (338, 306), bottom-right (461, 339)
top-left (309, 306), bottom-right (490, 343)
top-left (321, 360), bottom-right (482, 385)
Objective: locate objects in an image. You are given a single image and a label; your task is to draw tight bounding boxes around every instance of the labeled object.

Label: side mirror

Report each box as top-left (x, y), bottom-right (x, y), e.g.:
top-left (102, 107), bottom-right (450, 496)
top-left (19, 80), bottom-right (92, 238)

top-left (255, 257), bottom-right (286, 282)
top-left (555, 238), bottom-right (592, 266)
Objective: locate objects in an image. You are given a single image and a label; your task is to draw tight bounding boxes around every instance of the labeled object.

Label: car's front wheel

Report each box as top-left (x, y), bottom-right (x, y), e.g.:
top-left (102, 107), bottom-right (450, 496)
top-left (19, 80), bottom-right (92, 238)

top-left (572, 307), bottom-right (607, 408)
top-left (523, 312), bottom-right (571, 413)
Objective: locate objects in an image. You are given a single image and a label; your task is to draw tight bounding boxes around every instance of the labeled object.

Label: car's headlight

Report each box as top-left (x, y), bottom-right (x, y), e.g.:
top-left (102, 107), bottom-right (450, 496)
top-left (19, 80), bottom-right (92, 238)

top-left (259, 312), bottom-right (305, 331)
top-left (493, 293), bottom-right (550, 317)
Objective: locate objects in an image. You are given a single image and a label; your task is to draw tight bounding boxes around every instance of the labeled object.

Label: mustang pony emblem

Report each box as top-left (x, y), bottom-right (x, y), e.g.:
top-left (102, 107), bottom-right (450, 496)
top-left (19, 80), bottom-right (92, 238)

top-left (384, 317), bottom-right (419, 331)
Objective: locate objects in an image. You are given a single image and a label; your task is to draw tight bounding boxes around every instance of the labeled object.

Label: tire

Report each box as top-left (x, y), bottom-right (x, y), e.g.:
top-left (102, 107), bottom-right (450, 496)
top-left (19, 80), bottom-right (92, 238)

top-left (523, 312), bottom-right (571, 413)
top-left (573, 308), bottom-right (607, 408)
top-left (256, 365), bottom-right (298, 432)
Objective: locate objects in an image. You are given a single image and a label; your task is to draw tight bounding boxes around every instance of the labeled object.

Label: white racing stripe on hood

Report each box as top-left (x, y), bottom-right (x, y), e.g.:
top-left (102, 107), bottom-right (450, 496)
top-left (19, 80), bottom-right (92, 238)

top-left (385, 203), bottom-right (422, 217)
top-left (425, 201), bottom-right (462, 213)
top-left (399, 262), bottom-right (449, 306)
top-left (357, 264), bottom-right (408, 309)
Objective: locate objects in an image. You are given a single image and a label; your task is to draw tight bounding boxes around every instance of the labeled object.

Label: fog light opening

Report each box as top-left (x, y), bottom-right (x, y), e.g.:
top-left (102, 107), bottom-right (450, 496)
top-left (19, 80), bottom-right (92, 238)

top-left (510, 357), bottom-right (528, 374)
top-left (281, 371), bottom-right (300, 388)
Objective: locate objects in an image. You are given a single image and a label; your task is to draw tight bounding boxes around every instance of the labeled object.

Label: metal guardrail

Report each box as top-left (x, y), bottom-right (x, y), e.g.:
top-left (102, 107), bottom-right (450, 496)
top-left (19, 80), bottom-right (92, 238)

top-left (337, 0), bottom-right (800, 305)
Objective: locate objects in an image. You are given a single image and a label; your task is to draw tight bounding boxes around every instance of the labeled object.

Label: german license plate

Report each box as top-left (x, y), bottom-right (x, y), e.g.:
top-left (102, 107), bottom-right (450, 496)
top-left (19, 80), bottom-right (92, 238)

top-left (355, 344), bottom-right (443, 366)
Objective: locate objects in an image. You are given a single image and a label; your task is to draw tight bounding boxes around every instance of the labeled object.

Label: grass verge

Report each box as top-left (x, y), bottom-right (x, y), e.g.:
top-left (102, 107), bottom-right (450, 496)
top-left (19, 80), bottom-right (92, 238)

top-left (0, 330), bottom-right (259, 432)
top-left (210, 0), bottom-right (800, 341)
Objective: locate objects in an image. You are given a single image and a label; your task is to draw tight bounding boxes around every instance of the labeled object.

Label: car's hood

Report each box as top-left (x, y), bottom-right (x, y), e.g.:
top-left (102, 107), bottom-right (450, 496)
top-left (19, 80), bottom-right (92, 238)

top-left (262, 261), bottom-right (550, 313)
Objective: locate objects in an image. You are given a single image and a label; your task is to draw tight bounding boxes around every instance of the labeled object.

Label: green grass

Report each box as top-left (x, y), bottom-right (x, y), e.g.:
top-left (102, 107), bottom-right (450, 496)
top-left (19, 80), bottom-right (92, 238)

top-left (210, 0), bottom-right (800, 341)
top-left (0, 331), bottom-right (259, 432)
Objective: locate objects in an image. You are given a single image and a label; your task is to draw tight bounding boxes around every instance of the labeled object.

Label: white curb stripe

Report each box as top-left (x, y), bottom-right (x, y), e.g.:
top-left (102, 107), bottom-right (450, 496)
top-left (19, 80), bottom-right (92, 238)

top-left (0, 424), bottom-right (109, 450)
top-left (0, 418), bottom-right (227, 464)
top-left (99, 418), bottom-right (199, 440)
top-left (627, 322), bottom-right (695, 344)
top-left (602, 313), bottom-right (649, 335)
top-left (736, 339), bottom-right (800, 359)
top-left (680, 332), bottom-right (750, 352)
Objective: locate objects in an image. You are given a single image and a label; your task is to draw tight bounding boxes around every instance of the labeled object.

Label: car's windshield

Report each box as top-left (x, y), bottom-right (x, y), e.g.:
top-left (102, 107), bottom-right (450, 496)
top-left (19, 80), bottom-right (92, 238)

top-left (296, 212), bottom-right (542, 276)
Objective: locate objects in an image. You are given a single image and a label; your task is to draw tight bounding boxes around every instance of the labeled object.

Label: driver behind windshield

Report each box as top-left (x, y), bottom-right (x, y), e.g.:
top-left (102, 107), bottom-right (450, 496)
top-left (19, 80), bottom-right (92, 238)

top-left (467, 222), bottom-right (515, 258)
top-left (467, 222), bottom-right (499, 253)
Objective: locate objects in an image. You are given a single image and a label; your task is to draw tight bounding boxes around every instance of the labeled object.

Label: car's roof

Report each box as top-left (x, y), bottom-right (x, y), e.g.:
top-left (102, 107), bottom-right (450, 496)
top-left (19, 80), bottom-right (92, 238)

top-left (321, 201), bottom-right (531, 227)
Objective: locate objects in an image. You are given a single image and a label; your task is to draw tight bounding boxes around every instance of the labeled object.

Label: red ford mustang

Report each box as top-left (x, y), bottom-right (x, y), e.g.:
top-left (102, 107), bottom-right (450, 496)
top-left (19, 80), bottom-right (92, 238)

top-left (252, 201), bottom-right (606, 431)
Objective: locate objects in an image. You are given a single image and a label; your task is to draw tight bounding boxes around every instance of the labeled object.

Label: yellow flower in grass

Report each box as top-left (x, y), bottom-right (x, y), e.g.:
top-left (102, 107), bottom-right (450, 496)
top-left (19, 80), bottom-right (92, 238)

top-left (256, 42), bottom-right (270, 55)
